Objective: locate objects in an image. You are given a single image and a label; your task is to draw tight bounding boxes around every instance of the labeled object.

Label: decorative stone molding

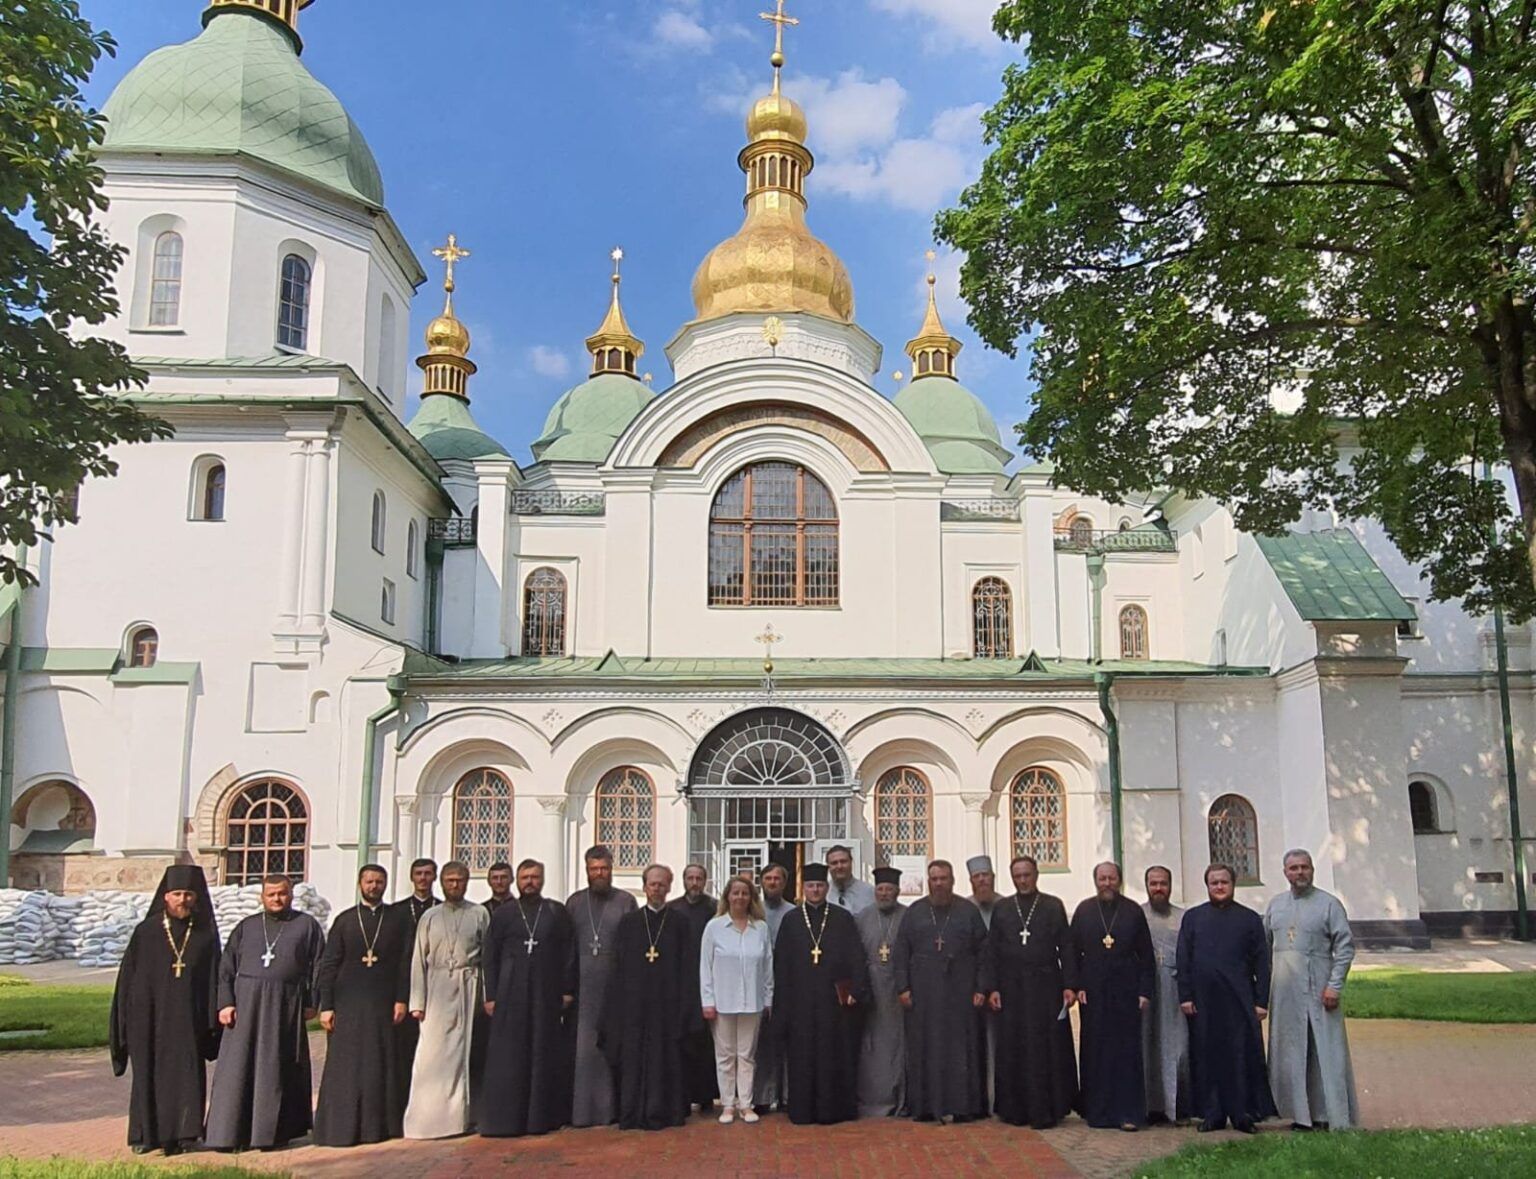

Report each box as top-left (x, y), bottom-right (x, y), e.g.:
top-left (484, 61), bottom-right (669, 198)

top-left (535, 795), bottom-right (570, 817)
top-left (657, 401), bottom-right (890, 472)
top-left (960, 792), bottom-right (991, 813)
top-left (192, 762), bottom-right (241, 852)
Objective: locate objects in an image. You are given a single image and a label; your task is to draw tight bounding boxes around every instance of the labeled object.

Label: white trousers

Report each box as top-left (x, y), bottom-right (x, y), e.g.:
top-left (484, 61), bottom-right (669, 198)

top-left (710, 1012), bottom-right (761, 1110)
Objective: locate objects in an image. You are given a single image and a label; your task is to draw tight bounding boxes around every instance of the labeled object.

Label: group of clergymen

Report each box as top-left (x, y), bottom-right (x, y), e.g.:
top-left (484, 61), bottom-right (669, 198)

top-left (108, 842), bottom-right (1358, 1155)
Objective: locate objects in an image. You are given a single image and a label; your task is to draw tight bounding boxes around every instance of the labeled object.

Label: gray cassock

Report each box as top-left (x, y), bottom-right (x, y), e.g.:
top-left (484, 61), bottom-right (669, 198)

top-left (752, 898), bottom-right (793, 1110)
top-left (566, 887), bottom-right (638, 1127)
top-left (403, 900), bottom-right (489, 1139)
top-left (1264, 886), bottom-right (1358, 1129)
top-left (855, 903), bottom-right (907, 1117)
top-left (1142, 902), bottom-right (1191, 1119)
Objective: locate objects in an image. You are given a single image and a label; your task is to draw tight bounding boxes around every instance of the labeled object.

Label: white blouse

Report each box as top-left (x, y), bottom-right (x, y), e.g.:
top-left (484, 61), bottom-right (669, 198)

top-left (699, 914), bottom-right (774, 1015)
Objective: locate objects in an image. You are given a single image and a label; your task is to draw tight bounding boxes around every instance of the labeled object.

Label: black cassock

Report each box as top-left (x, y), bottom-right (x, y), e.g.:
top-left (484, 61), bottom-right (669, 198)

top-left (1176, 900), bottom-right (1277, 1128)
top-left (773, 901), bottom-right (870, 1125)
top-left (1070, 895), bottom-right (1154, 1128)
top-left (666, 893), bottom-right (718, 1108)
top-left (390, 894), bottom-right (439, 1114)
top-left (893, 897), bottom-right (993, 1121)
top-left (598, 906), bottom-right (692, 1130)
top-left (479, 896), bottom-right (578, 1137)
top-left (204, 909), bottom-right (326, 1150)
top-left (312, 903), bottom-right (413, 1146)
top-left (990, 891), bottom-right (1078, 1129)
top-left (110, 912), bottom-right (222, 1151)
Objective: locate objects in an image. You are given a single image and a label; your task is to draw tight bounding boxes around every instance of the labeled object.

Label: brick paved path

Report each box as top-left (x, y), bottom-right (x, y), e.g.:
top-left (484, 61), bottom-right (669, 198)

top-left (4, 1019), bottom-right (1534, 1178)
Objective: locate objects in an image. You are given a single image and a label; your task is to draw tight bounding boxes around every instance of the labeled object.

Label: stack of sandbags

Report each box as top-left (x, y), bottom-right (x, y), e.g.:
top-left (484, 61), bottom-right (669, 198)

top-left (206, 882), bottom-right (334, 946)
top-left (0, 890), bottom-right (60, 965)
top-left (75, 892), bottom-right (150, 968)
top-left (292, 882), bottom-right (332, 929)
top-left (48, 893), bottom-right (87, 958)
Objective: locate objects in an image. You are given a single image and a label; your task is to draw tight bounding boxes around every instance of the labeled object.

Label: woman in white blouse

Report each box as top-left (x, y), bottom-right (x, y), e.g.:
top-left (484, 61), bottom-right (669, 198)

top-left (700, 874), bottom-right (774, 1124)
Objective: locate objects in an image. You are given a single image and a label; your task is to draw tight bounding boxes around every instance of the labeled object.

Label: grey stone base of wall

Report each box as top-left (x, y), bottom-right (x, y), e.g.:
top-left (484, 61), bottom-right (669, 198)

top-left (1420, 910), bottom-right (1528, 940)
top-left (1350, 918), bottom-right (1432, 950)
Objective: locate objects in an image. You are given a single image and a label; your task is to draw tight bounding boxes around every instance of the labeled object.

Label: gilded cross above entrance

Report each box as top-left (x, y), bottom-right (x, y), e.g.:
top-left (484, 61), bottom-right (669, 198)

top-left (754, 624), bottom-right (783, 673)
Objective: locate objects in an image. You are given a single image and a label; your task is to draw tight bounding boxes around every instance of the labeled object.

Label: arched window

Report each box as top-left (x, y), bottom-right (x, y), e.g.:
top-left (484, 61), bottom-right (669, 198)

top-left (874, 766), bottom-right (932, 865)
top-left (1069, 515), bottom-right (1095, 545)
top-left (149, 231), bottom-right (184, 326)
top-left (277, 253), bottom-right (312, 350)
top-left (1207, 794), bottom-right (1260, 884)
top-left (406, 520), bottom-right (420, 579)
top-left (451, 768), bottom-right (513, 872)
top-left (127, 626), bottom-right (159, 669)
top-left (1118, 518), bottom-right (1133, 532)
top-left (1409, 780), bottom-right (1439, 834)
top-left (371, 490), bottom-right (387, 554)
top-left (708, 461), bottom-right (839, 606)
top-left (377, 295), bottom-right (397, 398)
top-left (202, 463), bottom-right (226, 521)
top-left (522, 567), bottom-right (567, 656)
top-left (972, 577), bottom-right (1013, 658)
top-left (596, 766), bottom-right (655, 871)
top-left (1119, 604), bottom-right (1149, 660)
top-left (1011, 766), bottom-right (1067, 869)
top-left (223, 779), bottom-right (308, 885)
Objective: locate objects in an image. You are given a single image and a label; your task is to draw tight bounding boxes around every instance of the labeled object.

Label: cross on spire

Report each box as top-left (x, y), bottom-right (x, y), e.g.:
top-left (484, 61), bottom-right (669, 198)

top-left (433, 233), bottom-right (471, 298)
top-left (760, 0), bottom-right (799, 87)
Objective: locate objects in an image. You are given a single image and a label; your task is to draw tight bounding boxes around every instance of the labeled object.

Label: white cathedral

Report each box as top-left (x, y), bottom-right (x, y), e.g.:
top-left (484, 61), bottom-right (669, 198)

top-left (3, 0), bottom-right (1531, 946)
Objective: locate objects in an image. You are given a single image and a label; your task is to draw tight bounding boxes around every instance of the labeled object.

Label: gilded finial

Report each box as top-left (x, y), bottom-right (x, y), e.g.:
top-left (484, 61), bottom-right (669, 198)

top-left (587, 246), bottom-right (644, 377)
top-left (432, 233), bottom-right (471, 314)
top-left (905, 247), bottom-right (962, 380)
top-left (760, 0), bottom-right (798, 90)
top-left (763, 315), bottom-right (784, 352)
top-left (418, 231), bottom-right (476, 397)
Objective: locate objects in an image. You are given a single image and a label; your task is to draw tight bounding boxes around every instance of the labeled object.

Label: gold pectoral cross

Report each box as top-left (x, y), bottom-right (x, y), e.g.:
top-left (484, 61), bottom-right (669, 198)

top-left (878, 943), bottom-right (890, 964)
top-left (362, 951), bottom-right (377, 968)
top-left (1102, 934), bottom-right (1115, 950)
top-left (811, 945), bottom-right (823, 965)
top-left (645, 944), bottom-right (659, 964)
top-left (172, 961), bottom-right (184, 979)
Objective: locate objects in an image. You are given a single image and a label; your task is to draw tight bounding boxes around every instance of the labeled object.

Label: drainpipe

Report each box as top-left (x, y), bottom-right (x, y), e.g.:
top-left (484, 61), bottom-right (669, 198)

top-left (357, 674), bottom-right (408, 876)
top-left (1084, 551), bottom-right (1123, 866)
top-left (1485, 461), bottom-right (1529, 940)
top-left (1085, 551), bottom-right (1105, 664)
top-left (0, 546), bottom-right (26, 888)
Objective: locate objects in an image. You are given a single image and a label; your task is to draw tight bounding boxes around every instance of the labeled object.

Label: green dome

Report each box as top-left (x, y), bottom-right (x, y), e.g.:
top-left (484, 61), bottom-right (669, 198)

top-left (408, 394), bottom-right (509, 463)
top-left (101, 10), bottom-right (384, 207)
top-left (894, 376), bottom-right (1012, 475)
top-left (531, 372), bottom-right (655, 464)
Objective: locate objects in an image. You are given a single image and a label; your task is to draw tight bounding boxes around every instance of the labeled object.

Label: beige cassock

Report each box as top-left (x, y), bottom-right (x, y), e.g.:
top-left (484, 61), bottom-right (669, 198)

top-left (403, 900), bottom-right (491, 1139)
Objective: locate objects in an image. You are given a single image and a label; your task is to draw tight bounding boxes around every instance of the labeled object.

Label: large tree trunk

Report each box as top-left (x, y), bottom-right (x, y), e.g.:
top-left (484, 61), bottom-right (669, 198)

top-left (1488, 299), bottom-right (1536, 602)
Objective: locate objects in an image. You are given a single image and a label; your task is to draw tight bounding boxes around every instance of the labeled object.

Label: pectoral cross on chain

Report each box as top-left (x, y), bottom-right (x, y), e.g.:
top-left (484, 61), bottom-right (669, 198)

top-left (524, 935), bottom-right (539, 956)
top-left (591, 937), bottom-right (601, 957)
top-left (645, 944), bottom-right (660, 964)
top-left (261, 947), bottom-right (276, 968)
top-left (810, 945), bottom-right (823, 966)
top-left (172, 961), bottom-right (184, 979)
top-left (1101, 934), bottom-right (1115, 950)
top-left (1019, 927), bottom-right (1031, 946)
top-left (362, 950), bottom-right (378, 968)
top-left (934, 934), bottom-right (945, 953)
top-left (878, 943), bottom-right (891, 964)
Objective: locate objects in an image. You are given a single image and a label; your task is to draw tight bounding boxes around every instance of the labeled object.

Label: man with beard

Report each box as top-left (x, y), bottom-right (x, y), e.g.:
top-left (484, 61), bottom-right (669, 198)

top-left (483, 862), bottom-right (514, 915)
top-left (773, 863), bottom-right (869, 1125)
top-left (110, 864), bottom-right (221, 1156)
top-left (1178, 864), bottom-right (1276, 1134)
top-left (967, 854), bottom-right (1000, 1113)
top-left (667, 863), bottom-right (718, 1113)
top-left (989, 855), bottom-right (1077, 1129)
top-left (480, 859), bottom-right (578, 1137)
top-left (601, 864), bottom-right (692, 1130)
top-left (751, 861), bottom-right (792, 1114)
top-left (566, 844), bottom-right (637, 1127)
top-left (1071, 861), bottom-right (1155, 1131)
top-left (1142, 865), bottom-right (1191, 1123)
top-left (403, 861), bottom-right (489, 1139)
top-left (894, 860), bottom-right (991, 1123)
top-left (855, 865), bottom-right (907, 1117)
top-left (205, 875), bottom-right (326, 1151)
top-left (314, 864), bottom-right (412, 1146)
top-left (392, 858), bottom-right (439, 1113)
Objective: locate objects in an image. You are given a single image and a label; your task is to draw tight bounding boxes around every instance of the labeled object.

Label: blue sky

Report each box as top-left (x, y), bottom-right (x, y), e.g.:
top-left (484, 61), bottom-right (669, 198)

top-left (81, 0), bottom-right (1034, 465)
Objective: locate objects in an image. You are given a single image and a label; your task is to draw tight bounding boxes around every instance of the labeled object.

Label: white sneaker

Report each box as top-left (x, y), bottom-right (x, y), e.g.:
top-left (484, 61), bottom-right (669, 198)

top-left (719, 1109), bottom-right (735, 1125)
top-left (741, 1110), bottom-right (760, 1124)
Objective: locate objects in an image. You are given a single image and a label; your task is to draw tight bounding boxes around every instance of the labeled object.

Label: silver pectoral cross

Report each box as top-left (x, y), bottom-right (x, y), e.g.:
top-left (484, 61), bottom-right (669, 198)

top-left (524, 936), bottom-right (539, 955)
top-left (261, 947), bottom-right (276, 968)
top-left (591, 937), bottom-right (601, 956)
top-left (1019, 927), bottom-right (1031, 946)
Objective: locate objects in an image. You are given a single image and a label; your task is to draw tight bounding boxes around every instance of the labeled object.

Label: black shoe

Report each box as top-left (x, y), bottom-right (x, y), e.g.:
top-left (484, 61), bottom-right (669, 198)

top-left (1147, 1111), bottom-right (1170, 1125)
top-left (1198, 1119), bottom-right (1225, 1133)
top-left (1234, 1121), bottom-right (1257, 1135)
top-left (1290, 1122), bottom-right (1314, 1132)
top-left (753, 1104), bottom-right (770, 1116)
top-left (131, 1146), bottom-right (155, 1156)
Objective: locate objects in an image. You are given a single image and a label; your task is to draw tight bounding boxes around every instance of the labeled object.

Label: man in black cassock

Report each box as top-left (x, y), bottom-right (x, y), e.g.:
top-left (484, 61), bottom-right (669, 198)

top-left (667, 862), bottom-right (718, 1113)
top-left (110, 864), bottom-right (221, 1156)
top-left (483, 862), bottom-right (513, 915)
top-left (205, 874), bottom-right (327, 1151)
top-left (894, 859), bottom-right (992, 1123)
top-left (600, 864), bottom-right (692, 1130)
top-left (989, 855), bottom-right (1078, 1129)
top-left (1177, 863), bottom-right (1277, 1134)
top-left (392, 857), bottom-right (439, 1114)
top-left (479, 858), bottom-right (578, 1137)
top-left (567, 844), bottom-right (637, 1127)
top-left (1070, 861), bottom-right (1155, 1131)
top-left (772, 862), bottom-right (870, 1125)
top-left (313, 864), bottom-right (412, 1146)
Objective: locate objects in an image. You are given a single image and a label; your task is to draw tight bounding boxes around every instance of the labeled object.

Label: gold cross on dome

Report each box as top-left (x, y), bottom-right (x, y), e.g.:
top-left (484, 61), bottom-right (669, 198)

top-left (760, 0), bottom-right (799, 68)
top-left (433, 233), bottom-right (471, 294)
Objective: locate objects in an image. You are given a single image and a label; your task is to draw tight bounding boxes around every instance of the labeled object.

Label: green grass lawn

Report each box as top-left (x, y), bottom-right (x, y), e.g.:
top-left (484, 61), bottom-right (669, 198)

top-left (0, 977), bottom-right (113, 1050)
top-left (1135, 1125), bottom-right (1536, 1177)
top-left (1346, 968), bottom-right (1536, 1023)
top-left (0, 1161), bottom-right (276, 1179)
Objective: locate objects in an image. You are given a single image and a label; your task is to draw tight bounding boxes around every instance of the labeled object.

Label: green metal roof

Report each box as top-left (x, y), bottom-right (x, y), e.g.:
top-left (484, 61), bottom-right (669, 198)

top-left (893, 376), bottom-right (1012, 475)
top-left (407, 393), bottom-right (509, 462)
top-left (1255, 530), bottom-right (1417, 623)
top-left (130, 352), bottom-right (346, 369)
top-left (402, 651), bottom-right (1265, 685)
top-left (531, 372), bottom-right (656, 464)
top-left (102, 8), bottom-right (384, 207)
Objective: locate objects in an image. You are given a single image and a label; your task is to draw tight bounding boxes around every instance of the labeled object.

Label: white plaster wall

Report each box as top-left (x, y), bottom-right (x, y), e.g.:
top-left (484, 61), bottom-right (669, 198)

top-left (938, 525), bottom-right (1024, 659)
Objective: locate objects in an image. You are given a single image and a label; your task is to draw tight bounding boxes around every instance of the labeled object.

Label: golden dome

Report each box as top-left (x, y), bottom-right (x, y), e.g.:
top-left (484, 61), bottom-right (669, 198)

top-left (746, 90), bottom-right (807, 144)
top-left (425, 311), bottom-right (470, 358)
top-left (416, 234), bottom-right (477, 400)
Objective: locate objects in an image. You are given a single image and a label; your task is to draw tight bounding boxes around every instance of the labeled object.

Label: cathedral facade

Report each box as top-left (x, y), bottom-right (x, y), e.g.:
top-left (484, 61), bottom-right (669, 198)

top-left (3, 0), bottom-right (1531, 945)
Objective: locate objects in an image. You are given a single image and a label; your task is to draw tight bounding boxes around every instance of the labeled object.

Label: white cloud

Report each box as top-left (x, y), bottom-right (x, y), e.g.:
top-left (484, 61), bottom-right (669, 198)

top-left (869, 0), bottom-right (1002, 50)
top-left (654, 9), bottom-right (713, 50)
top-left (528, 345), bottom-right (573, 379)
top-left (788, 70), bottom-right (907, 157)
top-left (817, 102), bottom-right (986, 214)
top-left (918, 246), bottom-right (969, 327)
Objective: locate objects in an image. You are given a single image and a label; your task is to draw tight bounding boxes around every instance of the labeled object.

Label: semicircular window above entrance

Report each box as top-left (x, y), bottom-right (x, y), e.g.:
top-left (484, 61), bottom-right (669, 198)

top-left (688, 707), bottom-right (851, 790)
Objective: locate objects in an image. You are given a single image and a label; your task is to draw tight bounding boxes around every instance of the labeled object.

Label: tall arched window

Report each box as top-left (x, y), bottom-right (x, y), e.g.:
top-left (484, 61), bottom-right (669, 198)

top-left (522, 567), bottom-right (567, 656)
top-left (202, 464), bottom-right (226, 522)
top-left (708, 461), bottom-right (839, 606)
top-left (1119, 604), bottom-right (1149, 660)
top-left (874, 766), bottom-right (932, 865)
top-left (377, 294), bottom-right (397, 398)
top-left (406, 520), bottom-right (420, 579)
top-left (1409, 780), bottom-right (1439, 834)
top-left (1207, 794), bottom-right (1260, 884)
top-left (127, 626), bottom-right (159, 669)
top-left (371, 490), bottom-right (387, 554)
top-left (452, 768), bottom-right (513, 872)
top-left (595, 766), bottom-right (655, 871)
top-left (1011, 766), bottom-right (1067, 869)
top-left (277, 253), bottom-right (312, 350)
top-left (972, 577), bottom-right (1013, 658)
top-left (223, 779), bottom-right (308, 885)
top-left (149, 231), bottom-right (184, 326)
